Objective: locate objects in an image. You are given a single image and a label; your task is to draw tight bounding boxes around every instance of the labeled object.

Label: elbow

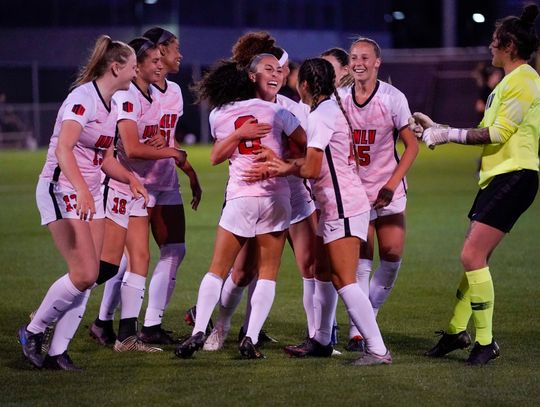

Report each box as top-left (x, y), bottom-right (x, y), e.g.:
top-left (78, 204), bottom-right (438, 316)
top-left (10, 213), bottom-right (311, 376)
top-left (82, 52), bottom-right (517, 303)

top-left (209, 155), bottom-right (220, 166)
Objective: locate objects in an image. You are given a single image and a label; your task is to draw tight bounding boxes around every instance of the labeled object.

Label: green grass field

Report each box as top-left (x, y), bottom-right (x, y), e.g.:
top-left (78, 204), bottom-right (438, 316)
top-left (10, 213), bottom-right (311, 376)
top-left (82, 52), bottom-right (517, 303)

top-left (1, 145), bottom-right (539, 406)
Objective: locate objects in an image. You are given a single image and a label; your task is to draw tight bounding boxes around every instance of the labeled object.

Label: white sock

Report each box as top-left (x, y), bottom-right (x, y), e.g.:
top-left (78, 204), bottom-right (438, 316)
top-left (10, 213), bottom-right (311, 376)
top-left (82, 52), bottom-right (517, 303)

top-left (144, 243), bottom-right (186, 326)
top-left (242, 277), bottom-right (257, 331)
top-left (313, 279), bottom-right (338, 345)
top-left (302, 278), bottom-right (316, 338)
top-left (98, 255), bottom-right (127, 321)
top-left (120, 272), bottom-right (146, 320)
top-left (27, 274), bottom-right (83, 334)
top-left (338, 283), bottom-right (386, 355)
top-left (192, 273), bottom-right (223, 335)
top-left (348, 259), bottom-right (373, 338)
top-left (369, 259), bottom-right (401, 313)
top-left (216, 275), bottom-right (245, 332)
top-left (245, 279), bottom-right (276, 345)
top-left (48, 289), bottom-right (91, 356)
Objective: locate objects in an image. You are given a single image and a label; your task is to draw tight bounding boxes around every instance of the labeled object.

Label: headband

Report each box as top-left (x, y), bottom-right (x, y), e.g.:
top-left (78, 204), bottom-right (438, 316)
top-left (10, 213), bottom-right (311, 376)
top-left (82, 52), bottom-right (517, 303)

top-left (278, 50), bottom-right (289, 66)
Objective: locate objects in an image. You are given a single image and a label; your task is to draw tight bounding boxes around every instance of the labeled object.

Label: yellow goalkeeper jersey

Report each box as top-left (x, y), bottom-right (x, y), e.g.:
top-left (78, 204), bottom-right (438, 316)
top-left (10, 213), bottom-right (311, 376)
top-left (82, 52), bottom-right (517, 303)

top-left (479, 63), bottom-right (540, 188)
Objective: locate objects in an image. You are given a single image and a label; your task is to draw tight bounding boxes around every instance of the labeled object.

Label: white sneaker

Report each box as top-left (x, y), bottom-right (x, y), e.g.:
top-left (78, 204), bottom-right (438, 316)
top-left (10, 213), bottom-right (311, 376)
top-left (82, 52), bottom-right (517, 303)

top-left (203, 327), bottom-right (228, 351)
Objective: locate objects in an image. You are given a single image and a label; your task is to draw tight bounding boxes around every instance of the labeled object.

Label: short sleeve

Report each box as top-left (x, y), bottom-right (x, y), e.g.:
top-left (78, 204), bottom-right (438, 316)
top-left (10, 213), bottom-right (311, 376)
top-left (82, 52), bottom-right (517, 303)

top-left (391, 90), bottom-right (412, 130)
top-left (307, 111), bottom-right (333, 151)
top-left (61, 88), bottom-right (96, 128)
top-left (114, 90), bottom-right (141, 122)
top-left (276, 108), bottom-right (301, 137)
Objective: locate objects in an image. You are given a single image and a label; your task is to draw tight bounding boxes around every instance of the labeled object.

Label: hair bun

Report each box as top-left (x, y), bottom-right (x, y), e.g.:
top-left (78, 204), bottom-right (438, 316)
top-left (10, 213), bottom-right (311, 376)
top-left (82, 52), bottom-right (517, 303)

top-left (520, 3), bottom-right (539, 26)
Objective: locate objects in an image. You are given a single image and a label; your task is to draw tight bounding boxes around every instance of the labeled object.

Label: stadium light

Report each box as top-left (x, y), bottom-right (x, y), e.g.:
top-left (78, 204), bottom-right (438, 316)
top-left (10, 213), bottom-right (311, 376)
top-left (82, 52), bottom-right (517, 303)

top-left (392, 11), bottom-right (406, 21)
top-left (144, 0), bottom-right (159, 4)
top-left (472, 13), bottom-right (485, 23)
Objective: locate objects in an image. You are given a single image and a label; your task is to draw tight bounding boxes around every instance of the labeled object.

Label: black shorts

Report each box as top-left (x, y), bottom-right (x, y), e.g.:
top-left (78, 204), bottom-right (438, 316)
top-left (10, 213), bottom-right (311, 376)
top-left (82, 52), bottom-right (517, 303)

top-left (468, 169), bottom-right (538, 233)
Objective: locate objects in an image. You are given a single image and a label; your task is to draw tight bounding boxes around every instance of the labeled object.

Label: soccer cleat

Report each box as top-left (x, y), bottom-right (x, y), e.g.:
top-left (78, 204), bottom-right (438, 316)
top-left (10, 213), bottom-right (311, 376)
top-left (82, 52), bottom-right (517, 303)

top-left (138, 326), bottom-right (176, 345)
top-left (29, 310), bottom-right (55, 354)
top-left (238, 326), bottom-right (278, 345)
top-left (203, 327), bottom-right (228, 351)
top-left (113, 335), bottom-right (163, 352)
top-left (425, 330), bottom-right (472, 357)
top-left (89, 320), bottom-right (117, 346)
top-left (184, 306), bottom-right (214, 335)
top-left (174, 331), bottom-right (206, 358)
top-left (239, 336), bottom-right (265, 359)
top-left (17, 325), bottom-right (44, 368)
top-left (284, 337), bottom-right (333, 358)
top-left (345, 335), bottom-right (365, 352)
top-left (466, 340), bottom-right (500, 366)
top-left (42, 351), bottom-right (83, 372)
top-left (351, 349), bottom-right (392, 366)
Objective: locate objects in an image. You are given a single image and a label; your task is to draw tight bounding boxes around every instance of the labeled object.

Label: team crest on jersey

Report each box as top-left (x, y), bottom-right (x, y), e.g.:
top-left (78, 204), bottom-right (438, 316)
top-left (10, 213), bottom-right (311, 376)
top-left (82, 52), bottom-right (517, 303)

top-left (72, 104), bottom-right (85, 116)
top-left (123, 102), bottom-right (134, 113)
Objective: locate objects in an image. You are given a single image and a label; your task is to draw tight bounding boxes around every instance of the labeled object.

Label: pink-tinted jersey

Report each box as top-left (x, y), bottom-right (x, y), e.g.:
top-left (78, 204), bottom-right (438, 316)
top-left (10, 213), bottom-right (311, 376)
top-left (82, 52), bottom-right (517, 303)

top-left (307, 99), bottom-right (370, 221)
top-left (145, 80), bottom-right (182, 191)
top-left (107, 82), bottom-right (162, 194)
top-left (39, 81), bottom-right (116, 196)
top-left (338, 81), bottom-right (411, 202)
top-left (209, 98), bottom-right (300, 200)
top-left (276, 95), bottom-right (312, 202)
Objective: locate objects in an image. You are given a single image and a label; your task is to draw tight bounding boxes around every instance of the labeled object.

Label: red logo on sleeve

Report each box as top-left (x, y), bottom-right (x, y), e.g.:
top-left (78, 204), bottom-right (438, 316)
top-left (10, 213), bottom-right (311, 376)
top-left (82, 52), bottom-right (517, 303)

top-left (123, 102), bottom-right (134, 113)
top-left (72, 104), bottom-right (85, 116)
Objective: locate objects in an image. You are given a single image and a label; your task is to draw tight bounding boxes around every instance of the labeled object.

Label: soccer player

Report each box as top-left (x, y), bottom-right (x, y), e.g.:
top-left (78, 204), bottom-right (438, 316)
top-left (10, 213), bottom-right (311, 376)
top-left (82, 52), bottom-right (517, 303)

top-left (337, 37), bottom-right (419, 351)
top-left (175, 53), bottom-right (306, 359)
top-left (267, 58), bottom-right (391, 365)
top-left (321, 47), bottom-right (353, 88)
top-left (201, 32), bottom-right (316, 351)
top-left (91, 37), bottom-right (186, 352)
top-left (411, 4), bottom-right (539, 365)
top-left (18, 36), bottom-right (148, 370)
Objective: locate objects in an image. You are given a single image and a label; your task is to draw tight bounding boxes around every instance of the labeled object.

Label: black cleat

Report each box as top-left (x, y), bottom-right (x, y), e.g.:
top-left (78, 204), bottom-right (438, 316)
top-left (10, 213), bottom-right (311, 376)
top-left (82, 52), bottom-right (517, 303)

top-left (89, 319), bottom-right (117, 346)
top-left (17, 325), bottom-right (44, 368)
top-left (238, 326), bottom-right (277, 346)
top-left (467, 340), bottom-right (500, 366)
top-left (239, 336), bottom-right (265, 359)
top-left (425, 330), bottom-right (472, 357)
top-left (175, 331), bottom-right (206, 358)
top-left (284, 337), bottom-right (333, 358)
top-left (43, 351), bottom-right (83, 372)
top-left (139, 325), bottom-right (176, 345)
top-left (184, 306), bottom-right (214, 335)
top-left (345, 335), bottom-right (365, 353)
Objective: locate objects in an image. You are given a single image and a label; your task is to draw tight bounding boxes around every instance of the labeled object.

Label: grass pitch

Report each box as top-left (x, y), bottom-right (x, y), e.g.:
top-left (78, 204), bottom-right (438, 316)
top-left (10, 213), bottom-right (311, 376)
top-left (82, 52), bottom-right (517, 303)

top-left (1, 145), bottom-right (539, 406)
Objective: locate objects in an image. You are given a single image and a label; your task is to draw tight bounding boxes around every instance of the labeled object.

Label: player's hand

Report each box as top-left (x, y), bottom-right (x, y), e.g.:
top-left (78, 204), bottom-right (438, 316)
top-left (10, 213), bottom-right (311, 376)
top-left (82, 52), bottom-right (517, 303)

top-left (242, 162), bottom-right (272, 182)
top-left (146, 133), bottom-right (166, 149)
top-left (189, 177), bottom-right (202, 211)
top-left (408, 116), bottom-right (424, 139)
top-left (174, 148), bottom-right (187, 167)
top-left (412, 112), bottom-right (436, 129)
top-left (129, 178), bottom-right (149, 208)
top-left (373, 186), bottom-right (394, 209)
top-left (252, 145), bottom-right (278, 162)
top-left (266, 157), bottom-right (295, 177)
top-left (235, 119), bottom-right (272, 140)
top-left (422, 126), bottom-right (450, 150)
top-left (75, 186), bottom-right (95, 221)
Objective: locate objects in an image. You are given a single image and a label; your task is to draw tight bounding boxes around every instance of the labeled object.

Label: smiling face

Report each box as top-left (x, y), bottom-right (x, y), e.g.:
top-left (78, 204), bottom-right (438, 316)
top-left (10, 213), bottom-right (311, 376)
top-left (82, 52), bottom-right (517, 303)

top-left (160, 38), bottom-right (182, 74)
top-left (137, 48), bottom-right (163, 84)
top-left (322, 54), bottom-right (349, 86)
top-left (249, 55), bottom-right (283, 101)
top-left (349, 41), bottom-right (381, 85)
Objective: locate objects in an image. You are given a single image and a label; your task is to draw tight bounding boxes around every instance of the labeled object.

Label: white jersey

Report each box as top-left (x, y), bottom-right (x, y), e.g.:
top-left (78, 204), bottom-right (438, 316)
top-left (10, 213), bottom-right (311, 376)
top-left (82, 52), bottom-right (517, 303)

top-left (146, 79), bottom-right (183, 191)
top-left (276, 95), bottom-right (313, 208)
top-left (39, 81), bottom-right (117, 196)
top-left (307, 99), bottom-right (370, 221)
top-left (107, 82), bottom-right (162, 194)
top-left (338, 81), bottom-right (411, 202)
top-left (210, 98), bottom-right (300, 200)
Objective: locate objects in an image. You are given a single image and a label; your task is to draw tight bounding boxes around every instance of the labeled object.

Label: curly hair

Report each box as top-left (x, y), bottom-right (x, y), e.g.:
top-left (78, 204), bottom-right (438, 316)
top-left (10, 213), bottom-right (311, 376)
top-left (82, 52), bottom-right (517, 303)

top-left (232, 31), bottom-right (283, 68)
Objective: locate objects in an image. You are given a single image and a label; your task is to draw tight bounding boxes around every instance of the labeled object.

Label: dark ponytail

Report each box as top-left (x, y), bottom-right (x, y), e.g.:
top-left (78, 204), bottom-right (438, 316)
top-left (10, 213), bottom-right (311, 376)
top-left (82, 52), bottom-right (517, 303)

top-left (494, 3), bottom-right (539, 61)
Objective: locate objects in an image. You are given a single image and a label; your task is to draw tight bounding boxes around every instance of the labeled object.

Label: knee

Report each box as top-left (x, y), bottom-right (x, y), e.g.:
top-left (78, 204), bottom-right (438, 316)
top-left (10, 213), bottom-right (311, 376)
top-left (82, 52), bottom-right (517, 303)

top-left (233, 267), bottom-right (255, 286)
top-left (130, 250), bottom-right (150, 270)
top-left (460, 247), bottom-right (484, 271)
top-left (160, 243), bottom-right (186, 267)
top-left (379, 245), bottom-right (402, 263)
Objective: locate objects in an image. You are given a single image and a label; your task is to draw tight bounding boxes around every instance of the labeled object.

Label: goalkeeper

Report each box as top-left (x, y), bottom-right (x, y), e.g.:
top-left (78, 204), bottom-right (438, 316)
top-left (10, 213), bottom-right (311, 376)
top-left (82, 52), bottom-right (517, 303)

top-left (409, 3), bottom-right (540, 365)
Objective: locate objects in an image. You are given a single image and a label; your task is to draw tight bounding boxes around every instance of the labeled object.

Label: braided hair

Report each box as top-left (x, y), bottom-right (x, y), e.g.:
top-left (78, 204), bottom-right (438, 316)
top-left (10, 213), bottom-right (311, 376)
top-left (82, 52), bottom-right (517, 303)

top-left (494, 3), bottom-right (539, 61)
top-left (298, 58), bottom-right (360, 166)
